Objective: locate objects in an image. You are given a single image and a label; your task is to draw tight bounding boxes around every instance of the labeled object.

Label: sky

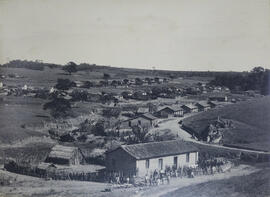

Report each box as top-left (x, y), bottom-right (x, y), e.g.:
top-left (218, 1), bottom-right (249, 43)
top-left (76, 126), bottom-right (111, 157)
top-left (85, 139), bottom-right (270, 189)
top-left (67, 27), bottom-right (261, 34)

top-left (0, 0), bottom-right (270, 71)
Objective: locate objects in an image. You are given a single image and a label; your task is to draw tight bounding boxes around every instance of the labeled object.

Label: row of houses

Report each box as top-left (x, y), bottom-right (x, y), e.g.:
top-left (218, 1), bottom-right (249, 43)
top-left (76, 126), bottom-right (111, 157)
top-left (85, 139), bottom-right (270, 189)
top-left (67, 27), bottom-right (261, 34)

top-left (118, 101), bottom-right (223, 130)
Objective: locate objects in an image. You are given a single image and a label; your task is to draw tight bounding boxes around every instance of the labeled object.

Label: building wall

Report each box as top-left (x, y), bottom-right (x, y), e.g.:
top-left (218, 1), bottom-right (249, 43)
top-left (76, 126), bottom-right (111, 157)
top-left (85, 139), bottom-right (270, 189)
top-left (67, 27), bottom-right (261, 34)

top-left (106, 148), bottom-right (137, 176)
top-left (120, 117), bottom-right (153, 129)
top-left (174, 110), bottom-right (184, 117)
top-left (136, 152), bottom-right (198, 177)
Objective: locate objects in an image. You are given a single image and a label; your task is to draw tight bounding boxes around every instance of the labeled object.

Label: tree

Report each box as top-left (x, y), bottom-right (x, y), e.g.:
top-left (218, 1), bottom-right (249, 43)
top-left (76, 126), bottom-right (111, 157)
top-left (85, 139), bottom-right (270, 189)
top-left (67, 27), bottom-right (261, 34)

top-left (43, 97), bottom-right (72, 118)
top-left (123, 79), bottom-right (129, 85)
top-left (103, 73), bottom-right (110, 80)
top-left (130, 125), bottom-right (151, 143)
top-left (135, 78), bottom-right (143, 85)
top-left (63, 61), bottom-right (77, 75)
top-left (111, 80), bottom-right (118, 87)
top-left (55, 78), bottom-right (76, 90)
top-left (82, 81), bottom-right (93, 88)
top-left (92, 120), bottom-right (106, 136)
top-left (102, 107), bottom-right (121, 118)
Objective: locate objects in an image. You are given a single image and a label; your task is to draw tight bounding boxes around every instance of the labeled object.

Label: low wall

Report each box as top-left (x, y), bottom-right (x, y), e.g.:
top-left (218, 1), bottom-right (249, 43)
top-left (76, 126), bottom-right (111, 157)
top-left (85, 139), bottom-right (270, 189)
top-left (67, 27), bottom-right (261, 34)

top-left (4, 161), bottom-right (105, 182)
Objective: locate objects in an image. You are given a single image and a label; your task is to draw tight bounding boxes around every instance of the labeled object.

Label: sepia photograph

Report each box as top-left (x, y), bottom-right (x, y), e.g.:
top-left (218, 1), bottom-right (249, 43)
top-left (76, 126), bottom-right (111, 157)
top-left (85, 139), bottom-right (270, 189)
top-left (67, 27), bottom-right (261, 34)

top-left (0, 0), bottom-right (269, 196)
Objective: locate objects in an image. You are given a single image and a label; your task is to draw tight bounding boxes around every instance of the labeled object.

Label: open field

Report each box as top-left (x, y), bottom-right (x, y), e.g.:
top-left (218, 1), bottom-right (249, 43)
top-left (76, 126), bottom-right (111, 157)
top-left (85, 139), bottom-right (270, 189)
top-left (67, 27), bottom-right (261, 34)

top-left (182, 96), bottom-right (270, 151)
top-left (0, 96), bottom-right (50, 144)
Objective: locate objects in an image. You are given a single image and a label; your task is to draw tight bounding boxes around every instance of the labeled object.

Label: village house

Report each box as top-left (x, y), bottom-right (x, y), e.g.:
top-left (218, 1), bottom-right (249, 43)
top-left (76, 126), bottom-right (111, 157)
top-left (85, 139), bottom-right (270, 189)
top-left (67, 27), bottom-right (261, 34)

top-left (119, 113), bottom-right (158, 129)
top-left (45, 145), bottom-right (85, 165)
top-left (155, 106), bottom-right (184, 118)
top-left (106, 140), bottom-right (199, 177)
top-left (195, 101), bottom-right (211, 111)
top-left (136, 107), bottom-right (150, 115)
top-left (208, 93), bottom-right (228, 102)
top-left (208, 101), bottom-right (231, 108)
top-left (181, 104), bottom-right (199, 114)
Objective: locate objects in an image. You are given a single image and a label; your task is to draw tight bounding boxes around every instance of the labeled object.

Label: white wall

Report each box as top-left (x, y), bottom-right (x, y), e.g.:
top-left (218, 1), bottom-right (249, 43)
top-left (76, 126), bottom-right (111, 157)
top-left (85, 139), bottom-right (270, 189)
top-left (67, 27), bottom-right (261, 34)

top-left (136, 152), bottom-right (198, 177)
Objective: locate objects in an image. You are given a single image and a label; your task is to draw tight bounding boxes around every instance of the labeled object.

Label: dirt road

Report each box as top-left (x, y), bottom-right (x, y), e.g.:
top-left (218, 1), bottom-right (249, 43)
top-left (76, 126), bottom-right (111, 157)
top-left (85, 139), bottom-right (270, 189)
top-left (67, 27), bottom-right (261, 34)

top-left (132, 164), bottom-right (258, 197)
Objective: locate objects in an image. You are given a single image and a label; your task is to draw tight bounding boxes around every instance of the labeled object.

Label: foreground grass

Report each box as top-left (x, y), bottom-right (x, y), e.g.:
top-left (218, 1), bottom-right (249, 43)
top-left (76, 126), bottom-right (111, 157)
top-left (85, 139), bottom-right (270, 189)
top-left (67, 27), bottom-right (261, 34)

top-left (162, 165), bottom-right (270, 197)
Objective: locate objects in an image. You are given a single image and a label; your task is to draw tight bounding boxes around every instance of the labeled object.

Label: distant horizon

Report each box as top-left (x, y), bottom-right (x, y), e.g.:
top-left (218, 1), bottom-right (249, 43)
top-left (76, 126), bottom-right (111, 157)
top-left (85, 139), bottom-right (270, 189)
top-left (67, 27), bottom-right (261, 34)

top-left (0, 0), bottom-right (269, 72)
top-left (1, 58), bottom-right (263, 73)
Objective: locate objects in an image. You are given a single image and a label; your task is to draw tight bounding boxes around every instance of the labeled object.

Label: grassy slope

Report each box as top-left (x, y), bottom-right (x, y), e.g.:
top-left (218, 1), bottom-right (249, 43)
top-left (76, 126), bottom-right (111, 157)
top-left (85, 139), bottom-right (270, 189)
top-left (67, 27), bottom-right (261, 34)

top-left (182, 96), bottom-right (270, 151)
top-left (162, 165), bottom-right (270, 197)
top-left (0, 96), bottom-right (51, 144)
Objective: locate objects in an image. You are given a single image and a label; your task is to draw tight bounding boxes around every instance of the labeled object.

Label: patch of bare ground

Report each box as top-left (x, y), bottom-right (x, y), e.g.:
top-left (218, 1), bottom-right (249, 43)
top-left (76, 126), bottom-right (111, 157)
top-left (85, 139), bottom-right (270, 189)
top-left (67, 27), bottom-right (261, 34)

top-left (0, 164), bottom-right (259, 197)
top-left (161, 163), bottom-right (270, 197)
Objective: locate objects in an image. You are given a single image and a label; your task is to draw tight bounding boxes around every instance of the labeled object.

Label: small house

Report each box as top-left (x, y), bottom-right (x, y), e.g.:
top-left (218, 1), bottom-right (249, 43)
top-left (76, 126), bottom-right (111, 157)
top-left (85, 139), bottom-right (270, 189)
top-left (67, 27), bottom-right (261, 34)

top-left (119, 113), bottom-right (158, 129)
top-left (156, 106), bottom-right (184, 118)
top-left (106, 140), bottom-right (198, 177)
top-left (181, 104), bottom-right (198, 114)
top-left (136, 107), bottom-right (150, 115)
top-left (195, 101), bottom-right (211, 111)
top-left (45, 145), bottom-right (85, 166)
top-left (208, 93), bottom-right (228, 102)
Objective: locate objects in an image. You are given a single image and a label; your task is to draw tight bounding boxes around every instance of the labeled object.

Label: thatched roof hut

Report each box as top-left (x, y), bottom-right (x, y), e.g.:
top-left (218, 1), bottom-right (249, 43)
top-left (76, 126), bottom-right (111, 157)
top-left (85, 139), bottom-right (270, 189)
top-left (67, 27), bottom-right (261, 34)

top-left (45, 145), bottom-right (85, 165)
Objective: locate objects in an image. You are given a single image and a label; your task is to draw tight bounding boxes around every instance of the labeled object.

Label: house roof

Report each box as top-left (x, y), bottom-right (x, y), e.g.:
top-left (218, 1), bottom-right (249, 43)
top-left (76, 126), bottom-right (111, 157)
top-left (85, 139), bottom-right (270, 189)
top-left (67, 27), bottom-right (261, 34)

top-left (158, 106), bottom-right (183, 113)
top-left (118, 140), bottom-right (198, 160)
top-left (122, 113), bottom-right (157, 123)
top-left (196, 101), bottom-right (210, 108)
top-left (47, 145), bottom-right (78, 160)
top-left (137, 107), bottom-right (149, 113)
top-left (208, 92), bottom-right (227, 98)
top-left (182, 104), bottom-right (197, 109)
top-left (141, 113), bottom-right (157, 120)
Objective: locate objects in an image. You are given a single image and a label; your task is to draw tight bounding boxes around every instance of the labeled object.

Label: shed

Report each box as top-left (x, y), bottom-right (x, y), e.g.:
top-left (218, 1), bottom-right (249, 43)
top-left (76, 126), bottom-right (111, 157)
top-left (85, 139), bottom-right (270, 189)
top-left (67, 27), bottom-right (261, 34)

top-left (45, 145), bottom-right (85, 166)
top-left (181, 104), bottom-right (198, 114)
top-left (156, 106), bottom-right (184, 118)
top-left (119, 113), bottom-right (158, 129)
top-left (195, 101), bottom-right (211, 111)
top-left (208, 93), bottom-right (228, 102)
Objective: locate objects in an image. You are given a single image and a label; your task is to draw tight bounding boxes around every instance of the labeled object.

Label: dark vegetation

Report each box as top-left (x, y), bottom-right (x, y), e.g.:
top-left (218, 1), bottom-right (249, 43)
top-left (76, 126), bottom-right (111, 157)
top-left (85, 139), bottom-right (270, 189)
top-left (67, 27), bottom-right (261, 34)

top-left (210, 67), bottom-right (270, 95)
top-left (43, 97), bottom-right (72, 118)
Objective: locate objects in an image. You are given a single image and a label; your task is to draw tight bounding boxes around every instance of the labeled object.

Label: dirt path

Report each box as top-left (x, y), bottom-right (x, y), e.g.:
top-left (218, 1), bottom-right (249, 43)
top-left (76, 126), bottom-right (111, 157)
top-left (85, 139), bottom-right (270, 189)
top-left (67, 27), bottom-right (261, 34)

top-left (132, 164), bottom-right (258, 197)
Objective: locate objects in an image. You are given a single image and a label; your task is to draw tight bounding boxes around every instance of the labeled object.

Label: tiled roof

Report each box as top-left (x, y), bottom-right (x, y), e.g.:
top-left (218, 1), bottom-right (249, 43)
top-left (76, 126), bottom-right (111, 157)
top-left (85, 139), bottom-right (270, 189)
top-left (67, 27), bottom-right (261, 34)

top-left (119, 140), bottom-right (198, 160)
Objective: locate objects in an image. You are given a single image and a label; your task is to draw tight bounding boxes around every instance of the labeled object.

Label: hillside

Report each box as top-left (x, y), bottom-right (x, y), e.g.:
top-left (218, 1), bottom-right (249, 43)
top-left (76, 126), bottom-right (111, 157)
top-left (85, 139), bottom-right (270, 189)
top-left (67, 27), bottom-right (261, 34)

top-left (182, 96), bottom-right (270, 151)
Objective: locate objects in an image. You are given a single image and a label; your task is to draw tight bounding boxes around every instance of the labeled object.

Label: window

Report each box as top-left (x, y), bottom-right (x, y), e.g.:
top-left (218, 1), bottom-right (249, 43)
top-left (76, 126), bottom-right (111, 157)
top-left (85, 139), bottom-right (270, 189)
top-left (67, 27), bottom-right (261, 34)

top-left (158, 158), bottom-right (163, 169)
top-left (173, 156), bottom-right (178, 167)
top-left (128, 121), bottom-right (131, 127)
top-left (138, 120), bottom-right (141, 125)
top-left (145, 159), bottom-right (150, 169)
top-left (186, 153), bottom-right (190, 163)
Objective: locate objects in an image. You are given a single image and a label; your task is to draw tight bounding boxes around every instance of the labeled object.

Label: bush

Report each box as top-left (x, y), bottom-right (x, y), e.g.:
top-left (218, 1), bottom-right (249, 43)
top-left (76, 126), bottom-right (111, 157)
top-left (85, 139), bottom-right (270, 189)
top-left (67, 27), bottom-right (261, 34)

top-left (55, 78), bottom-right (76, 90)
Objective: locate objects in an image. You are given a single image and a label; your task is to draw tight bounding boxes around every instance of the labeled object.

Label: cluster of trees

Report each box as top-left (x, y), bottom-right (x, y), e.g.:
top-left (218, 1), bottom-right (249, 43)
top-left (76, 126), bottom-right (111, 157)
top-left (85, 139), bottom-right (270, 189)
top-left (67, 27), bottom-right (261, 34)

top-left (209, 67), bottom-right (269, 95)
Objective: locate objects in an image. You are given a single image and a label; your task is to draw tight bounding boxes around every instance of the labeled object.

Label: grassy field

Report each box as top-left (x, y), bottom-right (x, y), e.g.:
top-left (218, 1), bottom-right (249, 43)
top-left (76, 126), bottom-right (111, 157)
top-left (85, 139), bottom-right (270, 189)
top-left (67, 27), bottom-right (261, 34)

top-left (0, 96), bottom-right (51, 144)
top-left (182, 96), bottom-right (270, 151)
top-left (163, 163), bottom-right (270, 197)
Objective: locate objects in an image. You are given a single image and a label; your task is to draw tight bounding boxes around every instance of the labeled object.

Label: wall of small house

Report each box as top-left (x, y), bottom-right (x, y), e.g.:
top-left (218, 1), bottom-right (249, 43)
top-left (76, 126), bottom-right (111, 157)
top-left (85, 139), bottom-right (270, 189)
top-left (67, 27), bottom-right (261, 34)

top-left (106, 148), bottom-right (137, 176)
top-left (131, 117), bottom-right (152, 128)
top-left (136, 152), bottom-right (198, 177)
top-left (120, 117), bottom-right (152, 129)
top-left (174, 111), bottom-right (183, 117)
top-left (182, 107), bottom-right (191, 114)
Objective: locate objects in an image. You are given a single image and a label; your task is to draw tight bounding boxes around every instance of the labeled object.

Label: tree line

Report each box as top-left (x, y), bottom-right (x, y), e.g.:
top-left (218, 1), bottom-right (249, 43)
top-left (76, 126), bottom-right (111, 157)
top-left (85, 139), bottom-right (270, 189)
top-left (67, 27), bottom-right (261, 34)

top-left (209, 67), bottom-right (269, 95)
